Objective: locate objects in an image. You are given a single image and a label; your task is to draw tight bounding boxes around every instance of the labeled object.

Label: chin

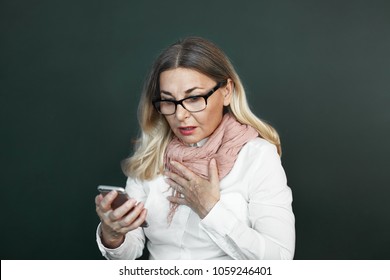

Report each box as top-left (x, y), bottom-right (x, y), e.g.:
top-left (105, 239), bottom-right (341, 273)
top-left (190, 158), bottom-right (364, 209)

top-left (178, 136), bottom-right (198, 145)
top-left (181, 139), bottom-right (196, 145)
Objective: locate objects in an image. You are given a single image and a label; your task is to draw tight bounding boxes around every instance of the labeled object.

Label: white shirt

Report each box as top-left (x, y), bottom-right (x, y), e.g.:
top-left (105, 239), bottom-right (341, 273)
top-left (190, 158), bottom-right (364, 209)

top-left (96, 138), bottom-right (295, 259)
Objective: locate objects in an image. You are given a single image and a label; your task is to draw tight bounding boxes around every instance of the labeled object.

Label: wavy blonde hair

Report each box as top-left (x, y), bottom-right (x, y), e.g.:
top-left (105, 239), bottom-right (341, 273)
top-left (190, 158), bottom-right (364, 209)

top-left (122, 37), bottom-right (281, 181)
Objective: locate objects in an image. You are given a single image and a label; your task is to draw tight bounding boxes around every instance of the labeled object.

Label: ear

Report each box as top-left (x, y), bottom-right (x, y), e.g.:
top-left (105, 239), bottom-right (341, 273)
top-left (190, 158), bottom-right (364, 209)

top-left (222, 78), bottom-right (234, 106)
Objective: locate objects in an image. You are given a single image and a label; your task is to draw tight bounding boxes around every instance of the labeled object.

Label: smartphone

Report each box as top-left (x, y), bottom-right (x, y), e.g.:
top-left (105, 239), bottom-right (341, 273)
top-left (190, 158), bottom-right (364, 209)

top-left (97, 185), bottom-right (130, 209)
top-left (97, 185), bottom-right (148, 227)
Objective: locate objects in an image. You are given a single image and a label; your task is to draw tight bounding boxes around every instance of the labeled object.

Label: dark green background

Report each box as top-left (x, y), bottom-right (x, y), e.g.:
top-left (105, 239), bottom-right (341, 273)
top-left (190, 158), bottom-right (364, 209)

top-left (1, 0), bottom-right (389, 259)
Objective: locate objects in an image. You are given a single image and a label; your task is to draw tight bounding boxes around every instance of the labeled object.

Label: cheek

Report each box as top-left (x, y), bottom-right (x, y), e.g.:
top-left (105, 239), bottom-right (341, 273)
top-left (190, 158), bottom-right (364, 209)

top-left (198, 106), bottom-right (224, 131)
top-left (164, 117), bottom-right (175, 130)
top-left (208, 114), bottom-right (223, 132)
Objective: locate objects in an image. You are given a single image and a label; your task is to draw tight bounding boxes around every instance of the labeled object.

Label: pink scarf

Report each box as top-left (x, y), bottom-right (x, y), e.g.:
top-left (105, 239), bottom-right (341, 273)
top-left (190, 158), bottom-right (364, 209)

top-left (164, 114), bottom-right (258, 221)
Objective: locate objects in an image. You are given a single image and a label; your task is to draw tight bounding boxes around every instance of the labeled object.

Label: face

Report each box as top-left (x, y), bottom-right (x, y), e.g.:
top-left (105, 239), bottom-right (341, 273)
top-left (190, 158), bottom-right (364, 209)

top-left (159, 68), bottom-right (232, 145)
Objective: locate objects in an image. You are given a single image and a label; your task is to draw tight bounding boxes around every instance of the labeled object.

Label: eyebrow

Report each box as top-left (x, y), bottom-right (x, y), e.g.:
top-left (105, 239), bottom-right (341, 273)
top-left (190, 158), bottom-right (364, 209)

top-left (160, 86), bottom-right (204, 96)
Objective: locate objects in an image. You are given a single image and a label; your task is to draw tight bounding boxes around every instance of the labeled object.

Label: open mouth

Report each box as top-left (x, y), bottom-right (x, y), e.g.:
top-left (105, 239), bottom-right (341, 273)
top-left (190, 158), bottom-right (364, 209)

top-left (178, 126), bottom-right (196, 136)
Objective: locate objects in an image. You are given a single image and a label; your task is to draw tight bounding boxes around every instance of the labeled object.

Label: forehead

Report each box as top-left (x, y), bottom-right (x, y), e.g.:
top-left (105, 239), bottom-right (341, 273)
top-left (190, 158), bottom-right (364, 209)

top-left (159, 68), bottom-right (214, 91)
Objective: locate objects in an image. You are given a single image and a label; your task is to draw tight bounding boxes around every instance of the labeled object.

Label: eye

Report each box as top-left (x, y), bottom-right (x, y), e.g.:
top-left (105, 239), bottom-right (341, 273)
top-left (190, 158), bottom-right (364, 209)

top-left (186, 96), bottom-right (203, 103)
top-left (159, 93), bottom-right (174, 101)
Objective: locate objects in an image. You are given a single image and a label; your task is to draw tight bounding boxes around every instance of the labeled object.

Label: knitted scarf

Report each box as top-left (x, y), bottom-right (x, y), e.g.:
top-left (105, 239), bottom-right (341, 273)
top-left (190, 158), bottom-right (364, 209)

top-left (164, 113), bottom-right (259, 222)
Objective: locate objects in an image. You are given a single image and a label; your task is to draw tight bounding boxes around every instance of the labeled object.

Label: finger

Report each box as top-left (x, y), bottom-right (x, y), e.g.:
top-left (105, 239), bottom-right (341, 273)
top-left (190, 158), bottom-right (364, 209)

top-left (131, 208), bottom-right (148, 228)
top-left (165, 177), bottom-right (186, 195)
top-left (165, 177), bottom-right (181, 190)
top-left (95, 194), bottom-right (106, 218)
top-left (138, 208), bottom-right (148, 227)
top-left (170, 161), bottom-right (196, 181)
top-left (95, 194), bottom-right (103, 206)
top-left (100, 190), bottom-right (119, 211)
top-left (119, 208), bottom-right (148, 232)
top-left (165, 172), bottom-right (188, 190)
top-left (95, 194), bottom-right (110, 220)
top-left (109, 198), bottom-right (137, 221)
top-left (208, 158), bottom-right (219, 185)
top-left (121, 201), bottom-right (146, 225)
top-left (167, 195), bottom-right (187, 206)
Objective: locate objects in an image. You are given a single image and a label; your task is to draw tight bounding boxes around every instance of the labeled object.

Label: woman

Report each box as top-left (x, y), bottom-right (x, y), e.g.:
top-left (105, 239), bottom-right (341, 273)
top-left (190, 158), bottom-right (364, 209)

top-left (95, 37), bottom-right (295, 259)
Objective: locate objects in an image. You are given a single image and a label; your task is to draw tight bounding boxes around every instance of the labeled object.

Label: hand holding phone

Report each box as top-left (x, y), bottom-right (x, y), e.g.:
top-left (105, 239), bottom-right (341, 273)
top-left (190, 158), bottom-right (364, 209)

top-left (97, 185), bottom-right (148, 227)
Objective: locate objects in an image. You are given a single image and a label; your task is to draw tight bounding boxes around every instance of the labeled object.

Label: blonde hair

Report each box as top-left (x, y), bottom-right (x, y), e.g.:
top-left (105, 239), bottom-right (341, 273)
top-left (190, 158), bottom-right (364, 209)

top-left (122, 37), bottom-right (281, 180)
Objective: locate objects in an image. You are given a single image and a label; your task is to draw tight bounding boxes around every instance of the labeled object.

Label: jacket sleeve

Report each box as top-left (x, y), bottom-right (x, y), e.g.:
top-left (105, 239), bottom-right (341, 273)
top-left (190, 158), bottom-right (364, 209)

top-left (199, 141), bottom-right (295, 259)
top-left (96, 223), bottom-right (145, 260)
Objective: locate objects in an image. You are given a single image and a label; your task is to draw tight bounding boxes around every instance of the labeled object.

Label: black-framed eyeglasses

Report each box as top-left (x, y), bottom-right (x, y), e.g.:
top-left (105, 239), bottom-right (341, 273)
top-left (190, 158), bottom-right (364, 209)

top-left (153, 81), bottom-right (225, 115)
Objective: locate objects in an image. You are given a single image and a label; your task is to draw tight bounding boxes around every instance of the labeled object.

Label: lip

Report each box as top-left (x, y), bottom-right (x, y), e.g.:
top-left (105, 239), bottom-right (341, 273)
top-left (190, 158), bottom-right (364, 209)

top-left (178, 126), bottom-right (197, 136)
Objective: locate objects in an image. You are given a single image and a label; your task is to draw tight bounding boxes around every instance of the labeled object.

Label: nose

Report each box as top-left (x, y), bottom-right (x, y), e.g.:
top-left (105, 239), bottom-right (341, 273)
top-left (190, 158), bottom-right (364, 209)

top-left (175, 104), bottom-right (190, 120)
